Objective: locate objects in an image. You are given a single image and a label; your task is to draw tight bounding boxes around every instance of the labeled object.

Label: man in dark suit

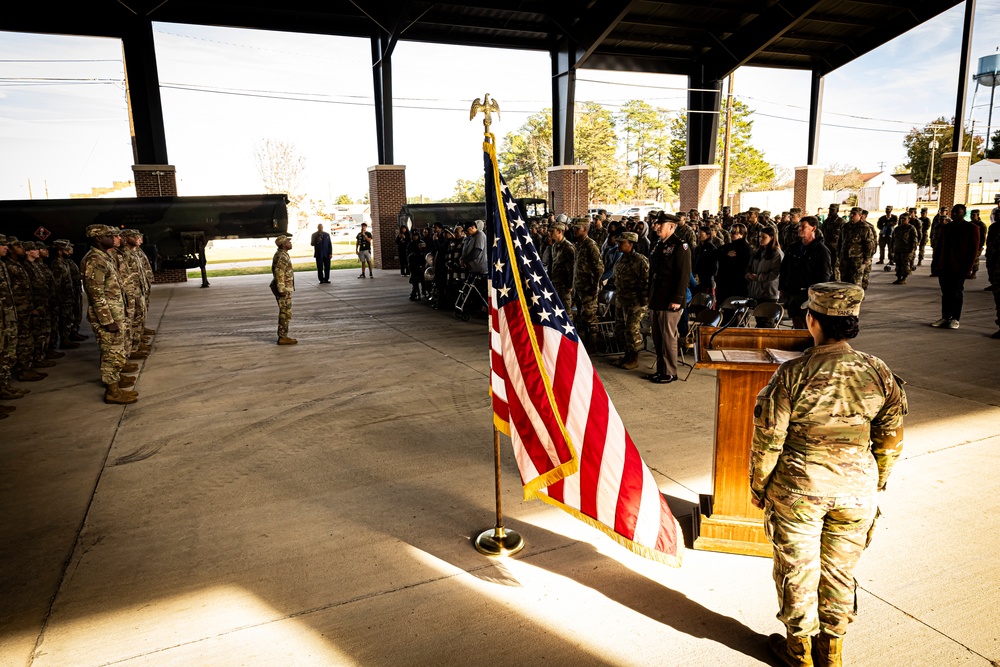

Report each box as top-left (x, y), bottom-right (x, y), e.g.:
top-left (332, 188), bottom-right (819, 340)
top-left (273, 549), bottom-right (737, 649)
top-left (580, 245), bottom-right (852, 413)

top-left (931, 204), bottom-right (981, 329)
top-left (311, 223), bottom-right (333, 283)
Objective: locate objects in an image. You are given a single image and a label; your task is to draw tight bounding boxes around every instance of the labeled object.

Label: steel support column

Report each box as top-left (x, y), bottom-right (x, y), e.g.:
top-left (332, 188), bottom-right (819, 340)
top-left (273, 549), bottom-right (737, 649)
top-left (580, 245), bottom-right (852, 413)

top-left (952, 0), bottom-right (976, 151)
top-left (121, 19), bottom-right (168, 165)
top-left (551, 41), bottom-right (579, 166)
top-left (807, 69), bottom-right (825, 165)
top-left (371, 31), bottom-right (395, 165)
top-left (687, 73), bottom-right (721, 165)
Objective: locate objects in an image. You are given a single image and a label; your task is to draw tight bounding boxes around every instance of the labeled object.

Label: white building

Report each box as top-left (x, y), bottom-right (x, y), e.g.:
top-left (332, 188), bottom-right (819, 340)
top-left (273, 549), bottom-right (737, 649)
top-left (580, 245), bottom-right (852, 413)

top-left (968, 159), bottom-right (1000, 184)
top-left (858, 171), bottom-right (899, 188)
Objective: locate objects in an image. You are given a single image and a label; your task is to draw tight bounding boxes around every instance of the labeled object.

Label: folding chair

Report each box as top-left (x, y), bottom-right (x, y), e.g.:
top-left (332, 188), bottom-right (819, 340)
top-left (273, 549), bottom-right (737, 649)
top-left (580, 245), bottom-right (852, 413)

top-left (682, 309), bottom-right (723, 381)
top-left (718, 297), bottom-right (756, 328)
top-left (751, 302), bottom-right (785, 329)
top-left (688, 291), bottom-right (715, 316)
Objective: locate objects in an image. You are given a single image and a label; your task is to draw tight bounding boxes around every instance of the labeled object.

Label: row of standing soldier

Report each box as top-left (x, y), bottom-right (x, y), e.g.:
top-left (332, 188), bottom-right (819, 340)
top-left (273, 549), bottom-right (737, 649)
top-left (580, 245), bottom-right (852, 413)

top-left (0, 227), bottom-right (157, 413)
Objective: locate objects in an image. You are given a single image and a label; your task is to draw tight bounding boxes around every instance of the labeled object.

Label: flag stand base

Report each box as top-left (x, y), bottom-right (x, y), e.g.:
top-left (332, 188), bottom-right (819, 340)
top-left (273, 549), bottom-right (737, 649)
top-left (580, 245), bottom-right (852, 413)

top-left (474, 526), bottom-right (524, 557)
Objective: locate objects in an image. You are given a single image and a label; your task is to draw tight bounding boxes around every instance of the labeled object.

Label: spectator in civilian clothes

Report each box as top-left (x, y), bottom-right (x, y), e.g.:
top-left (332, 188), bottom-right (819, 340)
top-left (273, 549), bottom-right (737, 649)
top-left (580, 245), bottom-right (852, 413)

top-left (715, 223), bottom-right (752, 305)
top-left (931, 204), bottom-right (980, 329)
top-left (780, 216), bottom-right (832, 329)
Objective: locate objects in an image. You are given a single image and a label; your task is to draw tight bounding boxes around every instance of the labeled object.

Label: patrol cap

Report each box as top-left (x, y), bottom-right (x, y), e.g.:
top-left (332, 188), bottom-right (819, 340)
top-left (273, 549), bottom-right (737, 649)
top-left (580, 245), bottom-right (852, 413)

top-left (22, 241), bottom-right (36, 251)
top-left (789, 207), bottom-right (802, 215)
top-left (571, 217), bottom-right (590, 228)
top-left (275, 235), bottom-right (291, 246)
top-left (52, 239), bottom-right (72, 249)
top-left (0, 235), bottom-right (7, 244)
top-left (619, 231), bottom-right (639, 243)
top-left (121, 228), bottom-right (141, 238)
top-left (748, 207), bottom-right (760, 213)
top-left (804, 281), bottom-right (865, 317)
top-left (850, 206), bottom-right (862, 215)
top-left (6, 236), bottom-right (21, 246)
top-left (829, 203), bottom-right (840, 210)
top-left (551, 221), bottom-right (567, 231)
top-left (36, 241), bottom-right (48, 249)
top-left (86, 224), bottom-right (108, 238)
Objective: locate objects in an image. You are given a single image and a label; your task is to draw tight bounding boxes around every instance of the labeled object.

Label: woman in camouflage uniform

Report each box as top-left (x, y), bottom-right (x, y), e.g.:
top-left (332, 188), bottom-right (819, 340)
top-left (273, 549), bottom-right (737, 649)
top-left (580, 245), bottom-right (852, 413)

top-left (750, 282), bottom-right (906, 667)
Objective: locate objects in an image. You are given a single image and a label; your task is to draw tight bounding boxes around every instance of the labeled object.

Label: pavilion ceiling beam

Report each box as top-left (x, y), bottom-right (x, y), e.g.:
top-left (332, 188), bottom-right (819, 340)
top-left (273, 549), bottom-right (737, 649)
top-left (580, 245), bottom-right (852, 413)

top-left (696, 0), bottom-right (825, 81)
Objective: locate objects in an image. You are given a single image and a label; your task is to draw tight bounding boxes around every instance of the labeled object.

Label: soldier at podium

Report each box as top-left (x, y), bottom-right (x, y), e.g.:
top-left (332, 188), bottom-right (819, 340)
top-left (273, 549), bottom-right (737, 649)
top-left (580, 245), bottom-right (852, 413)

top-left (748, 282), bottom-right (907, 667)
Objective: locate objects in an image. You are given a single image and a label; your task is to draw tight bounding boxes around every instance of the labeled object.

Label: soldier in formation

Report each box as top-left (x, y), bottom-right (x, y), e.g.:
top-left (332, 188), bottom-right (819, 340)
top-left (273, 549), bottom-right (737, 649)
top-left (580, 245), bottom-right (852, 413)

top-left (838, 207), bottom-right (877, 290)
top-left (986, 211), bottom-right (1000, 339)
top-left (81, 225), bottom-right (139, 405)
top-left (610, 232), bottom-right (648, 370)
top-left (751, 282), bottom-right (906, 667)
top-left (970, 209), bottom-right (988, 280)
top-left (271, 235), bottom-right (297, 345)
top-left (547, 221), bottom-right (575, 311)
top-left (823, 204), bottom-right (845, 281)
top-left (875, 206), bottom-right (896, 264)
top-left (916, 207), bottom-right (931, 266)
top-left (890, 212), bottom-right (918, 285)
top-left (571, 219), bottom-right (603, 348)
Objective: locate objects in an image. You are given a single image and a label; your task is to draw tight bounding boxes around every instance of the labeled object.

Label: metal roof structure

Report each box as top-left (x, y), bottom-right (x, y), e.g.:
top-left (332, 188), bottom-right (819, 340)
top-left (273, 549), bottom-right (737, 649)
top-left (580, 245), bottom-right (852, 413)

top-left (3, 0), bottom-right (962, 78)
top-left (0, 0), bottom-right (967, 167)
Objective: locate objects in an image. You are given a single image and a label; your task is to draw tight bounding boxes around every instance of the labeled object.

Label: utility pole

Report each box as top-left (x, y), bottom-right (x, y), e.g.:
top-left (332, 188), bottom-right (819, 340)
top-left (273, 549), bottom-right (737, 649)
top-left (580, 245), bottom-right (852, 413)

top-left (720, 72), bottom-right (735, 210)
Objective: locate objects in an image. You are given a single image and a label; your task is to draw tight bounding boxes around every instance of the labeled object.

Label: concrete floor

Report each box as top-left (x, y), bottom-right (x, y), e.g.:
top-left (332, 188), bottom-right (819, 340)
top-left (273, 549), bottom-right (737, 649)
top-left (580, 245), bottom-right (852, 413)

top-left (1, 262), bottom-right (998, 667)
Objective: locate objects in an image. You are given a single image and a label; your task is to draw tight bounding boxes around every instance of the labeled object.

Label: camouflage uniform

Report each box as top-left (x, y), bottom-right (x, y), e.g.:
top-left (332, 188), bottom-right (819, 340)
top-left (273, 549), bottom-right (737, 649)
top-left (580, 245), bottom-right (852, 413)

top-left (571, 231), bottom-right (603, 344)
top-left (81, 242), bottom-right (128, 385)
top-left (549, 234), bottom-right (576, 313)
top-left (823, 213), bottom-right (845, 281)
top-left (0, 238), bottom-right (18, 392)
top-left (22, 247), bottom-right (52, 364)
top-left (50, 244), bottom-right (78, 346)
top-left (590, 224), bottom-right (608, 250)
top-left (113, 245), bottom-right (139, 357)
top-left (2, 245), bottom-right (35, 375)
top-left (891, 220), bottom-right (918, 282)
top-left (36, 247), bottom-right (60, 355)
top-left (271, 238), bottom-right (295, 339)
top-left (674, 222), bottom-right (697, 250)
top-left (751, 282), bottom-right (906, 643)
top-left (68, 257), bottom-right (85, 335)
top-left (612, 240), bottom-right (649, 355)
top-left (917, 215), bottom-right (931, 265)
top-left (838, 215), bottom-right (877, 290)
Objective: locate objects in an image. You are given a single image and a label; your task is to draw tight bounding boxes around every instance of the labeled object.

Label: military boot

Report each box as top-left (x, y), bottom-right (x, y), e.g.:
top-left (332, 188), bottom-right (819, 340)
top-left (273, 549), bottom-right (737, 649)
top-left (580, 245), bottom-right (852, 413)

top-left (69, 331), bottom-right (88, 341)
top-left (144, 328), bottom-right (156, 335)
top-left (277, 337), bottom-right (298, 345)
top-left (34, 359), bottom-right (57, 368)
top-left (122, 362), bottom-right (140, 373)
top-left (0, 405), bottom-right (15, 414)
top-left (813, 634), bottom-right (842, 667)
top-left (621, 352), bottom-right (639, 370)
top-left (129, 349), bottom-right (149, 360)
top-left (0, 411), bottom-right (7, 420)
top-left (60, 341), bottom-right (81, 350)
top-left (768, 632), bottom-right (813, 667)
top-left (0, 386), bottom-right (27, 399)
top-left (45, 350), bottom-right (66, 360)
top-left (17, 370), bottom-right (47, 381)
top-left (118, 375), bottom-right (137, 388)
top-left (104, 383), bottom-right (138, 405)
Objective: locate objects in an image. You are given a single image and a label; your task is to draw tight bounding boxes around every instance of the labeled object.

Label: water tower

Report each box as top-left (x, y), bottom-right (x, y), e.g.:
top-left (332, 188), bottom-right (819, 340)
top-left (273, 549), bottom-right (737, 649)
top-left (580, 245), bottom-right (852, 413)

top-left (974, 54), bottom-right (1000, 154)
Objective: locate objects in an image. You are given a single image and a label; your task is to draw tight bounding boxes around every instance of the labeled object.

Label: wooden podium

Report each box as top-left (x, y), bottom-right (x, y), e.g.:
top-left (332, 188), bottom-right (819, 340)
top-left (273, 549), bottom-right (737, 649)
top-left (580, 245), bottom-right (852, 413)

top-left (691, 325), bottom-right (813, 557)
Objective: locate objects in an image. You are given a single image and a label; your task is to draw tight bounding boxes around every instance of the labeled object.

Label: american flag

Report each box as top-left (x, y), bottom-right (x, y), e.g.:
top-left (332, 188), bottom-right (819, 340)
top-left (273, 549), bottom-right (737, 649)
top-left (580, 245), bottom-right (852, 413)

top-left (484, 137), bottom-right (682, 566)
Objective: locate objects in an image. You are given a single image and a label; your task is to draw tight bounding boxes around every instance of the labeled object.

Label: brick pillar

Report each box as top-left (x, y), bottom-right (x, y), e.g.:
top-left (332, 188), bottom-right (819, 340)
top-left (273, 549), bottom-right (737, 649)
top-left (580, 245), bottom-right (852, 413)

top-left (153, 268), bottom-right (188, 284)
top-left (546, 165), bottom-right (589, 217)
top-left (679, 164), bottom-right (720, 213)
top-left (131, 164), bottom-right (177, 197)
top-left (793, 165), bottom-right (824, 214)
top-left (368, 165), bottom-right (406, 270)
top-left (939, 152), bottom-right (971, 211)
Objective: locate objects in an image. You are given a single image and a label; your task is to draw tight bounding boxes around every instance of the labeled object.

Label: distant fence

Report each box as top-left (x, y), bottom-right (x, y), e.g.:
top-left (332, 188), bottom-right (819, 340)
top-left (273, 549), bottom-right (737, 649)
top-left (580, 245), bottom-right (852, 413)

top-left (967, 182), bottom-right (1000, 205)
top-left (858, 183), bottom-right (919, 211)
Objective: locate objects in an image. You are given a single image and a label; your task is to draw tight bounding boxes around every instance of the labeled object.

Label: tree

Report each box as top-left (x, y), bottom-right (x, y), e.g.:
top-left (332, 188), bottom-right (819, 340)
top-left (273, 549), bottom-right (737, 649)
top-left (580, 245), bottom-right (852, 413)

top-left (902, 117), bottom-right (983, 187)
top-left (335, 193), bottom-right (354, 205)
top-left (450, 177), bottom-right (485, 202)
top-left (498, 110), bottom-right (552, 199)
top-left (620, 100), bottom-right (670, 200)
top-left (252, 138), bottom-right (306, 208)
top-left (667, 99), bottom-right (774, 195)
top-left (823, 163), bottom-right (864, 191)
top-left (987, 129), bottom-right (1000, 159)
top-left (575, 102), bottom-right (626, 204)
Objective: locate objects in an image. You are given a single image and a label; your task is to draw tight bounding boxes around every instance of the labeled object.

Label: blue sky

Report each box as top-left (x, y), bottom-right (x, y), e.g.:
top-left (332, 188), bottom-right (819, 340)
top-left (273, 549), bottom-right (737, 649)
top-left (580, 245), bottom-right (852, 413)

top-left (0, 2), bottom-right (998, 203)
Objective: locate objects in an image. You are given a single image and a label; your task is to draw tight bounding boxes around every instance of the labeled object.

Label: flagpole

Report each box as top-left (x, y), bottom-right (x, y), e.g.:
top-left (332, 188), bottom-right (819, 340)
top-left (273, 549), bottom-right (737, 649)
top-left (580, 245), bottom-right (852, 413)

top-left (474, 425), bottom-right (525, 556)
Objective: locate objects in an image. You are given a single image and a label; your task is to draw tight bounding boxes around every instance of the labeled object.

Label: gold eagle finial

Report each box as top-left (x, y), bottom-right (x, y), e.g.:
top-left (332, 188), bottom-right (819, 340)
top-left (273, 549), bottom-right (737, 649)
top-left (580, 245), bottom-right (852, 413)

top-left (470, 93), bottom-right (501, 132)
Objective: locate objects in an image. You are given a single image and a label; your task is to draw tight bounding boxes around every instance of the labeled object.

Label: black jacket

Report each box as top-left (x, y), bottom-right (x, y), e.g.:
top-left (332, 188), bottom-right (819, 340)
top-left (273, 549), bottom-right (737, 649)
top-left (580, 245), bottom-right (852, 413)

top-left (715, 238), bottom-right (752, 298)
top-left (779, 238), bottom-right (832, 293)
top-left (648, 234), bottom-right (692, 310)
